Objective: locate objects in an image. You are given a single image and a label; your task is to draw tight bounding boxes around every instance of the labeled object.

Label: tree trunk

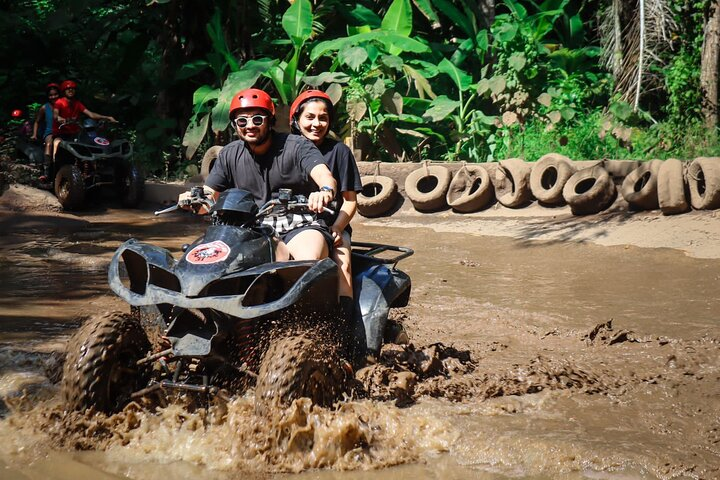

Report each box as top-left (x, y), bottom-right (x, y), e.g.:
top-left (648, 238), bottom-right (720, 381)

top-left (701, 1), bottom-right (720, 129)
top-left (478, 0), bottom-right (496, 30)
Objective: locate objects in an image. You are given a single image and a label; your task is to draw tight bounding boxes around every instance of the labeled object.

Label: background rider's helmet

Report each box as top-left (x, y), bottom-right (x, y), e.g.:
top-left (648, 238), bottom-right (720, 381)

top-left (229, 89), bottom-right (275, 121)
top-left (60, 80), bottom-right (78, 92)
top-left (289, 90), bottom-right (334, 134)
top-left (11, 109), bottom-right (23, 118)
top-left (46, 82), bottom-right (60, 93)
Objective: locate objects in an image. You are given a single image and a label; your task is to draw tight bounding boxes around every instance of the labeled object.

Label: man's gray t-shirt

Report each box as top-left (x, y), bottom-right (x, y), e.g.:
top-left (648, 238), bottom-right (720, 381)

top-left (205, 132), bottom-right (327, 235)
top-left (205, 132), bottom-right (325, 206)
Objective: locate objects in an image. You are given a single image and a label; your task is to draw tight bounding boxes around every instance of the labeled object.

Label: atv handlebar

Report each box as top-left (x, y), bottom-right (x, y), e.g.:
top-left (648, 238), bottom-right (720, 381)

top-left (257, 191), bottom-right (335, 218)
top-left (155, 186), bottom-right (215, 216)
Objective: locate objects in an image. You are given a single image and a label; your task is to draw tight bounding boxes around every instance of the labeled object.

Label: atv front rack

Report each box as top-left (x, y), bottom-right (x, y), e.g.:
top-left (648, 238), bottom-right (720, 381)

top-left (351, 242), bottom-right (413, 267)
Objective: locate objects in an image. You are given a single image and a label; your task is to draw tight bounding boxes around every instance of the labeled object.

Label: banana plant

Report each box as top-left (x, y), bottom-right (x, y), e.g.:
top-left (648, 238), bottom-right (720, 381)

top-left (264, 0), bottom-right (315, 105)
top-left (307, 0), bottom-right (435, 161)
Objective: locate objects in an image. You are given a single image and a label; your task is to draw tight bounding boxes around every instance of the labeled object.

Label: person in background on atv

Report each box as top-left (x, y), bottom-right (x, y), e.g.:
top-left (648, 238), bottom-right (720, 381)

top-left (289, 90), bottom-right (362, 322)
top-left (52, 79), bottom-right (117, 157)
top-left (31, 83), bottom-right (60, 184)
top-left (181, 88), bottom-right (337, 262)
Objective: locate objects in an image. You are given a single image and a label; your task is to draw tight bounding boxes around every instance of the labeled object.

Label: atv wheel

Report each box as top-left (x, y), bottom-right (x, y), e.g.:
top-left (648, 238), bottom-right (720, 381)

top-left (61, 311), bottom-right (150, 413)
top-left (54, 164), bottom-right (85, 210)
top-left (117, 164), bottom-right (145, 208)
top-left (255, 333), bottom-right (348, 411)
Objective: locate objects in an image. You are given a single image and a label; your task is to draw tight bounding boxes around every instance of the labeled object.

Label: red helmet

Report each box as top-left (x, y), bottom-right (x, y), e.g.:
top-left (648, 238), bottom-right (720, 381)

top-left (60, 80), bottom-right (77, 91)
top-left (229, 89), bottom-right (275, 119)
top-left (47, 82), bottom-right (60, 90)
top-left (289, 90), bottom-right (333, 126)
top-left (11, 109), bottom-right (23, 118)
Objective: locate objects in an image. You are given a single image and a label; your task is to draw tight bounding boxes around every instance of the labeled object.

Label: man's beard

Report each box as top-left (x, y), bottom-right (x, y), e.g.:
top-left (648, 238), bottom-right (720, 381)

top-left (240, 129), bottom-right (271, 149)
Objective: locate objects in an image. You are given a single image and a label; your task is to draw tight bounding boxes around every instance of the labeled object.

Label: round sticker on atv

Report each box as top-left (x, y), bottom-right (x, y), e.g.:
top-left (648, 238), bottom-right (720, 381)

top-left (186, 240), bottom-right (231, 265)
top-left (94, 137), bottom-right (110, 146)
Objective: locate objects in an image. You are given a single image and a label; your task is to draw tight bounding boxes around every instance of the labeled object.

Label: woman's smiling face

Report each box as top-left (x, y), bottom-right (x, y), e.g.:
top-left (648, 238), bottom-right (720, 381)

top-left (297, 100), bottom-right (330, 146)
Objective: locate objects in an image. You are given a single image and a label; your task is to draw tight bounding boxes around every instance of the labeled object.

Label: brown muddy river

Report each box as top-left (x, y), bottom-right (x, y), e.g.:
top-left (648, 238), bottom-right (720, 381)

top-left (0, 206), bottom-right (718, 480)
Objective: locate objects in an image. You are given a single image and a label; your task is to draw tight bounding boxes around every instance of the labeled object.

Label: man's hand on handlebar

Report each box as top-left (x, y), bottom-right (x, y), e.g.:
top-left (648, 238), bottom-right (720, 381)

top-left (307, 189), bottom-right (333, 213)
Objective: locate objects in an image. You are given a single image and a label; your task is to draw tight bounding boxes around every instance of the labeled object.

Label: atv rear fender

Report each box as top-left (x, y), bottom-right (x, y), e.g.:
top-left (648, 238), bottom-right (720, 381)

top-left (351, 242), bottom-right (413, 355)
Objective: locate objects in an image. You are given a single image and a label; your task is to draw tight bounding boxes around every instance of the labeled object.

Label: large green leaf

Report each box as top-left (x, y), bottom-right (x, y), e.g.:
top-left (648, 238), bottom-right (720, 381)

top-left (430, 0), bottom-right (475, 39)
top-left (381, 90), bottom-right (403, 115)
top-left (177, 60), bottom-right (211, 81)
top-left (339, 45), bottom-right (368, 71)
top-left (411, 0), bottom-right (440, 25)
top-left (182, 112), bottom-right (210, 160)
top-left (348, 5), bottom-right (382, 28)
top-left (302, 72), bottom-right (351, 87)
top-left (311, 31), bottom-right (429, 60)
top-left (508, 53), bottom-right (526, 71)
top-left (381, 0), bottom-right (412, 37)
top-left (438, 58), bottom-right (473, 91)
top-left (403, 64), bottom-right (436, 99)
top-left (212, 58), bottom-right (277, 133)
top-left (192, 85), bottom-right (219, 113)
top-left (422, 95), bottom-right (460, 122)
top-left (282, 0), bottom-right (313, 47)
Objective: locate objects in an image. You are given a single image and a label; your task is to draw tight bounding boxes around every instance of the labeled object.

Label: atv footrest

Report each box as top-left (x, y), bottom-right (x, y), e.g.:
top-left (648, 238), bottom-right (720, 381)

top-left (131, 379), bottom-right (218, 399)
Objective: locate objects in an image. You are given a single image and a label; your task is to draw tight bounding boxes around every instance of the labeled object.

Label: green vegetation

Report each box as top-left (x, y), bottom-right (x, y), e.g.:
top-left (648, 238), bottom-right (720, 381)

top-left (1, 0), bottom-right (718, 179)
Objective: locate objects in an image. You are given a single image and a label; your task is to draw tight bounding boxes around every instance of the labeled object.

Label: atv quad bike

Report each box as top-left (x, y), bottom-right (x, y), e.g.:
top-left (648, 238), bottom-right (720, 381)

top-left (61, 187), bottom-right (412, 413)
top-left (53, 119), bottom-right (144, 210)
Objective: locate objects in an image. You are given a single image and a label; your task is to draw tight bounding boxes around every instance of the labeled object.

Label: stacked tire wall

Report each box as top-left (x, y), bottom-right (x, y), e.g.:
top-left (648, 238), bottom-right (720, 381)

top-left (355, 157), bottom-right (720, 217)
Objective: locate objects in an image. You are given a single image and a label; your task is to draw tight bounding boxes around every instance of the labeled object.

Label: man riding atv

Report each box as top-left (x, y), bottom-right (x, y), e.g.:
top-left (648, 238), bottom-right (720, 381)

top-left (179, 88), bottom-right (337, 263)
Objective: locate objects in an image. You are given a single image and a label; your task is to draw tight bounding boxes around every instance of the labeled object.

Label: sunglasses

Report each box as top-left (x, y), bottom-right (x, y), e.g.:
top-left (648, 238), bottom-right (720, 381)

top-left (234, 114), bottom-right (268, 128)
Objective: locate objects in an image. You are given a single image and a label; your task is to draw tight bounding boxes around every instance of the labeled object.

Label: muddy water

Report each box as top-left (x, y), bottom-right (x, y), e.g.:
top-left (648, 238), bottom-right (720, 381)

top-left (0, 207), bottom-right (718, 479)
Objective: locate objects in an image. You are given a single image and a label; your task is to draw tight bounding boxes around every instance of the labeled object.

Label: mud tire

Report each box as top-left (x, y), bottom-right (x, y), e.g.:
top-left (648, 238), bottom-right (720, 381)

top-left (200, 146), bottom-right (224, 181)
top-left (493, 158), bottom-right (532, 208)
top-left (562, 165), bottom-right (617, 215)
top-left (404, 164), bottom-right (451, 212)
top-left (687, 157), bottom-right (720, 210)
top-left (657, 159), bottom-right (690, 215)
top-left (357, 175), bottom-right (397, 217)
top-left (61, 311), bottom-right (150, 413)
top-left (255, 333), bottom-right (347, 411)
top-left (117, 163), bottom-right (145, 208)
top-left (529, 153), bottom-right (575, 205)
top-left (446, 165), bottom-right (493, 213)
top-left (620, 160), bottom-right (662, 211)
top-left (54, 164), bottom-right (85, 210)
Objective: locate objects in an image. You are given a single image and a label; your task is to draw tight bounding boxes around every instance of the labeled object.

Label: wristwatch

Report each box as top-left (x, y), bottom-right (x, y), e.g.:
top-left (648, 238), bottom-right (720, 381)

top-left (320, 185), bottom-right (335, 196)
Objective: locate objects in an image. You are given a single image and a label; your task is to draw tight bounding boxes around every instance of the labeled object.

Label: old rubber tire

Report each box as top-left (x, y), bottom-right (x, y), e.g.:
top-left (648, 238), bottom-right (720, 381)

top-left (657, 159), bottom-right (690, 215)
top-left (620, 160), bottom-right (661, 211)
top-left (54, 164), bottom-right (85, 210)
top-left (404, 164), bottom-right (451, 212)
top-left (529, 153), bottom-right (575, 205)
top-left (446, 165), bottom-right (493, 213)
top-left (117, 163), bottom-right (145, 208)
top-left (687, 157), bottom-right (720, 210)
top-left (357, 175), bottom-right (397, 217)
top-left (255, 333), bottom-right (347, 411)
top-left (562, 165), bottom-right (617, 215)
top-left (200, 145), bottom-right (224, 181)
top-left (493, 158), bottom-right (532, 208)
top-left (61, 311), bottom-right (151, 413)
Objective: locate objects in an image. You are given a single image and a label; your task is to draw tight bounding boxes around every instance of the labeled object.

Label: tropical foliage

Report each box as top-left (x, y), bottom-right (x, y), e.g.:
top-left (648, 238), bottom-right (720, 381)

top-left (1, 0), bottom-right (719, 178)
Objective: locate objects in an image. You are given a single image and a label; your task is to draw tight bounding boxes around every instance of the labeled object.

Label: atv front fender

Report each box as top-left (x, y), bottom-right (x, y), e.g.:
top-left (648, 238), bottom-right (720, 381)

top-left (108, 239), bottom-right (337, 319)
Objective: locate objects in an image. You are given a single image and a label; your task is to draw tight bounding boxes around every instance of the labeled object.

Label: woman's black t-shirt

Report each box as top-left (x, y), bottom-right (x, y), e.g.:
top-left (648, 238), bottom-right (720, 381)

top-left (317, 139), bottom-right (362, 233)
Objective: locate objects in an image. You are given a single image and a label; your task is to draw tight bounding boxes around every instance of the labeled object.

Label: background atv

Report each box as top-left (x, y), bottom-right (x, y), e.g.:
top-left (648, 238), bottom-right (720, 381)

top-left (53, 119), bottom-right (144, 209)
top-left (61, 188), bottom-right (413, 413)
